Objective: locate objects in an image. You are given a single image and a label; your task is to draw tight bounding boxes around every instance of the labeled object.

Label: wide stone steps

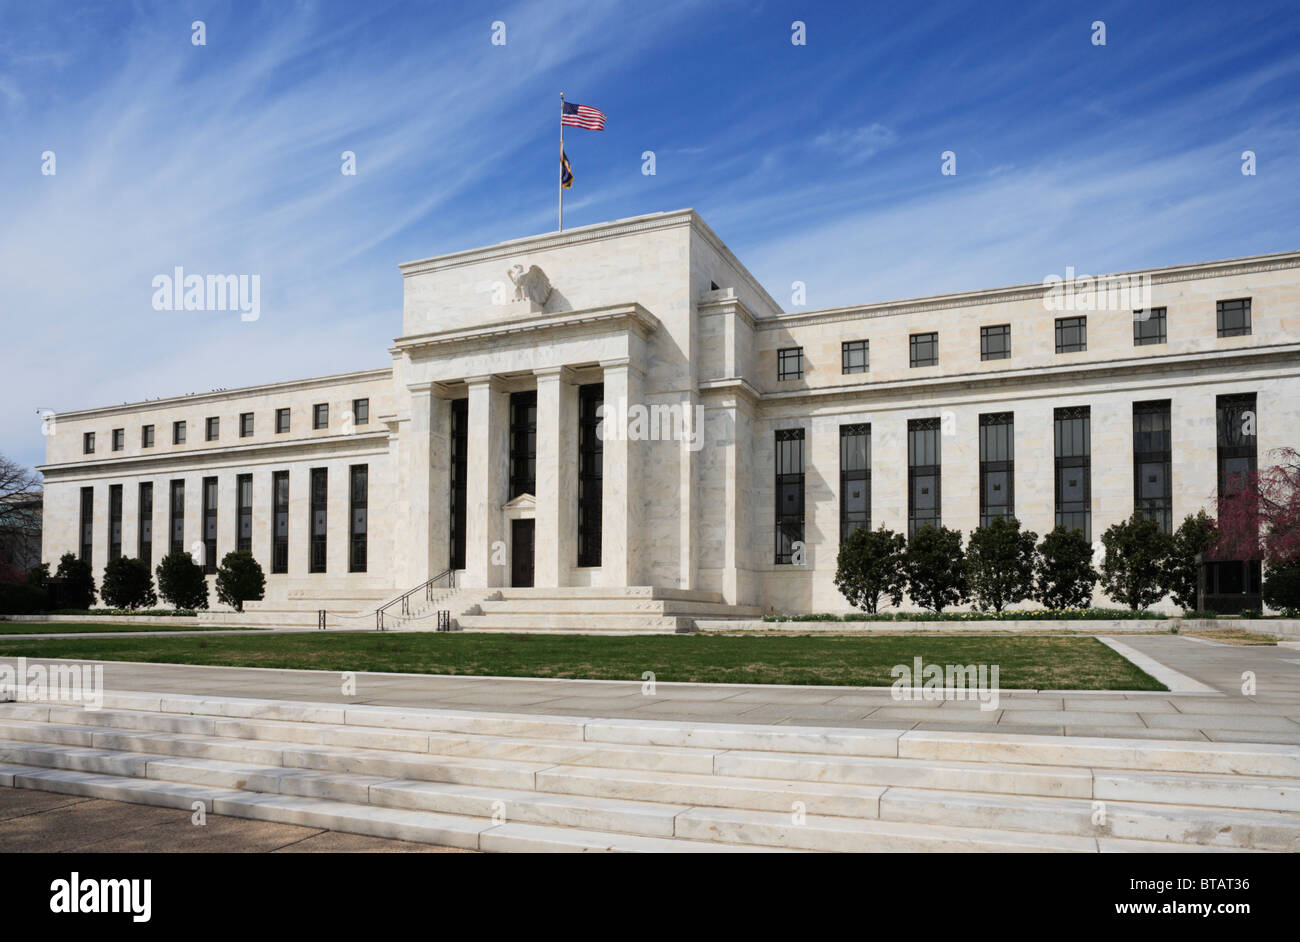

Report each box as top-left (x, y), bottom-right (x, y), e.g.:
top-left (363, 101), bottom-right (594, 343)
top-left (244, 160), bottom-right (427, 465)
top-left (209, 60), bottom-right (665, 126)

top-left (454, 613), bottom-right (693, 633)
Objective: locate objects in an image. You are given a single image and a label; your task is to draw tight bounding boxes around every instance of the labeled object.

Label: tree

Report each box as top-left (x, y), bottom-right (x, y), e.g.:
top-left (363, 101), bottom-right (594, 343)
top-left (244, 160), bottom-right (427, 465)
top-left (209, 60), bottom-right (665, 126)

top-left (100, 556), bottom-right (157, 609)
top-left (1100, 512), bottom-right (1174, 611)
top-left (904, 524), bottom-right (968, 612)
top-left (1166, 511), bottom-right (1218, 612)
top-left (53, 552), bottom-right (96, 609)
top-left (0, 453), bottom-right (42, 582)
top-left (1262, 560), bottom-right (1300, 613)
top-left (1215, 447), bottom-right (1300, 565)
top-left (155, 551), bottom-right (209, 610)
top-left (834, 526), bottom-right (907, 613)
top-left (215, 551), bottom-right (265, 613)
top-left (966, 517), bottom-right (1038, 612)
top-left (1035, 526), bottom-right (1097, 610)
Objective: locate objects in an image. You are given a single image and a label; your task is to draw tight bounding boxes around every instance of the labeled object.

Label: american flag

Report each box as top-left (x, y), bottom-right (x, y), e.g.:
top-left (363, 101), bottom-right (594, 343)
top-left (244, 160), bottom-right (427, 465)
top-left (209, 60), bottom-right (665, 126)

top-left (562, 101), bottom-right (606, 130)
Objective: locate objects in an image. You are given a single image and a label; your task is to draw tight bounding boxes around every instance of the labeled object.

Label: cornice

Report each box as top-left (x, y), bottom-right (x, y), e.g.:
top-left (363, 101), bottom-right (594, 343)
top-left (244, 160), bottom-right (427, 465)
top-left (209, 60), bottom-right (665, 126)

top-left (392, 302), bottom-right (661, 356)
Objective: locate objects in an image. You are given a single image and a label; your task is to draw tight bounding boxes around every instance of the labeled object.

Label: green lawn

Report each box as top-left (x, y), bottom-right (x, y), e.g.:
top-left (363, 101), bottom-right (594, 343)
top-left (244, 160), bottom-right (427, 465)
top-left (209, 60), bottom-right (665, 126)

top-left (0, 622), bottom-right (264, 635)
top-left (0, 632), bottom-right (1165, 690)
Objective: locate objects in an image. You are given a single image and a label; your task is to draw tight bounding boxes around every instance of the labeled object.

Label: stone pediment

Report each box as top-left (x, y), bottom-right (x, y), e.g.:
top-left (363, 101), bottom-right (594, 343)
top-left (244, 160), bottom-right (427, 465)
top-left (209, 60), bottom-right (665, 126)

top-left (502, 493), bottom-right (536, 517)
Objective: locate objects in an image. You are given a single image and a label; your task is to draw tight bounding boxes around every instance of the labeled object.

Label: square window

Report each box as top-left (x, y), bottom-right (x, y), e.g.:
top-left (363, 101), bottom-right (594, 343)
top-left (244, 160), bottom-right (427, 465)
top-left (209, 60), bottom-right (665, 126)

top-left (1055, 316), bottom-right (1087, 353)
top-left (777, 347), bottom-right (803, 381)
top-left (1217, 298), bottom-right (1251, 338)
top-left (980, 325), bottom-right (1010, 360)
top-left (841, 340), bottom-right (868, 374)
top-left (909, 332), bottom-right (938, 367)
top-left (276, 408), bottom-right (290, 434)
top-left (353, 398), bottom-right (370, 424)
top-left (313, 403), bottom-right (329, 429)
top-left (240, 412), bottom-right (254, 437)
top-left (1133, 307), bottom-right (1167, 346)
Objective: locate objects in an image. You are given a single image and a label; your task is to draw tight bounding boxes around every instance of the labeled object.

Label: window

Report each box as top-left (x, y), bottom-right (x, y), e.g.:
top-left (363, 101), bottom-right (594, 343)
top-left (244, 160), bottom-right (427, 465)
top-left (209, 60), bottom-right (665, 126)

top-left (1217, 298), bottom-right (1251, 338)
top-left (1134, 307), bottom-right (1167, 346)
top-left (839, 424), bottom-right (870, 540)
top-left (908, 418), bottom-right (941, 537)
top-left (205, 417), bottom-right (220, 441)
top-left (240, 413), bottom-right (254, 438)
top-left (979, 413), bottom-right (1014, 527)
top-left (138, 482), bottom-right (153, 569)
top-left (142, 425), bottom-right (155, 448)
top-left (774, 429), bottom-right (805, 564)
top-left (349, 465), bottom-right (368, 572)
top-left (202, 476), bottom-right (217, 573)
top-left (577, 384), bottom-right (604, 567)
top-left (508, 391), bottom-right (537, 499)
top-left (1055, 316), bottom-right (1087, 353)
top-left (79, 487), bottom-right (93, 563)
top-left (83, 432), bottom-right (95, 454)
top-left (173, 421), bottom-right (186, 445)
top-left (169, 480), bottom-right (185, 555)
top-left (841, 341), bottom-right (869, 375)
top-left (980, 325), bottom-right (1010, 361)
top-left (275, 408), bottom-right (290, 434)
top-left (313, 403), bottom-right (329, 429)
top-left (449, 399), bottom-right (468, 571)
top-left (1054, 406), bottom-right (1091, 539)
top-left (909, 332), bottom-right (938, 367)
top-left (108, 484), bottom-right (122, 562)
top-left (778, 347), bottom-right (803, 381)
top-left (272, 471), bottom-right (289, 574)
top-left (353, 398), bottom-right (370, 425)
top-left (111, 428), bottom-right (124, 452)
top-left (309, 468), bottom-right (327, 573)
top-left (1216, 393), bottom-right (1257, 501)
top-left (236, 473), bottom-right (253, 553)
top-left (1133, 400), bottom-right (1172, 534)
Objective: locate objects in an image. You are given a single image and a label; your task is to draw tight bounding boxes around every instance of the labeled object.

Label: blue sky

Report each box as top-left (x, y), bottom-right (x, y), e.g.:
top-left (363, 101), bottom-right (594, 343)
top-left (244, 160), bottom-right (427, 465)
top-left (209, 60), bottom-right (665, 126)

top-left (3, 0), bottom-right (1299, 471)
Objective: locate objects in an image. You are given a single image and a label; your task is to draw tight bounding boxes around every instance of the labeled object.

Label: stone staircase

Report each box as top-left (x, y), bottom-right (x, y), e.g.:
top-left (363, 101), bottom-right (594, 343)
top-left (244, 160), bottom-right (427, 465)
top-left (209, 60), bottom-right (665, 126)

top-left (456, 587), bottom-right (761, 634)
top-left (1, 691), bottom-right (1297, 852)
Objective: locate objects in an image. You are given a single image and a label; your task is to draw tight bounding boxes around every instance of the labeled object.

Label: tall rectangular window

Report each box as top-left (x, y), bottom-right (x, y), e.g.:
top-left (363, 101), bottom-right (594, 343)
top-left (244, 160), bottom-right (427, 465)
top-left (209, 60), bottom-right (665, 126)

top-left (108, 484), bottom-right (123, 562)
top-left (1054, 406), bottom-right (1091, 539)
top-left (349, 465), bottom-right (368, 573)
top-left (910, 332), bottom-right (938, 367)
top-left (1216, 393), bottom-right (1257, 501)
top-left (1055, 316), bottom-right (1087, 353)
top-left (205, 417), bottom-right (220, 441)
top-left (449, 399), bottom-right (468, 570)
top-left (980, 325), bottom-right (1011, 361)
top-left (841, 341), bottom-right (868, 374)
top-left (202, 476), bottom-right (218, 573)
top-left (111, 429), bottom-right (124, 452)
top-left (309, 468), bottom-right (327, 573)
top-left (142, 425), bottom-right (155, 448)
top-left (138, 482), bottom-right (153, 569)
top-left (908, 418), bottom-right (941, 537)
top-left (1134, 307), bottom-right (1167, 346)
top-left (778, 347), bottom-right (803, 380)
top-left (79, 487), bottom-right (93, 563)
top-left (1217, 298), bottom-right (1251, 338)
top-left (173, 421), bottom-right (186, 444)
top-left (169, 480), bottom-right (184, 555)
top-left (353, 398), bottom-right (370, 425)
top-left (508, 391), bottom-right (537, 499)
top-left (83, 432), bottom-right (95, 454)
top-left (839, 424), bottom-right (870, 540)
top-left (578, 383), bottom-right (604, 567)
top-left (239, 413), bottom-right (254, 438)
top-left (1133, 400), bottom-right (1172, 534)
top-left (272, 471), bottom-right (289, 574)
top-left (276, 408), bottom-right (290, 434)
top-left (979, 412), bottom-right (1014, 527)
top-left (313, 403), bottom-right (329, 429)
top-left (774, 429), bottom-right (805, 564)
top-left (236, 473), bottom-right (253, 553)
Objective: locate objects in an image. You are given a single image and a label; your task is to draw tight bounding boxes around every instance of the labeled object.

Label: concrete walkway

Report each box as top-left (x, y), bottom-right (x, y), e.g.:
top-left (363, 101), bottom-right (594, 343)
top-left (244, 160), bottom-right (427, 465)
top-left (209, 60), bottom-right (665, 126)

top-left (2, 634), bottom-right (1297, 744)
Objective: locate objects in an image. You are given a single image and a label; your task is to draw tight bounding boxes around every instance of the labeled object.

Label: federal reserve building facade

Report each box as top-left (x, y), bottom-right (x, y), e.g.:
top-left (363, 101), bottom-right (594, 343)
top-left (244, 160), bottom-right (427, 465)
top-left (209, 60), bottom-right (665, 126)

top-left (37, 210), bottom-right (1300, 627)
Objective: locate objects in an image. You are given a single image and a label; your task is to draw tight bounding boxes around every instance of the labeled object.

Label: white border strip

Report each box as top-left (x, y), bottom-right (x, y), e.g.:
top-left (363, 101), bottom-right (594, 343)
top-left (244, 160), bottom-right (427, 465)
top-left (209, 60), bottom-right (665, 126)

top-left (1096, 637), bottom-right (1218, 693)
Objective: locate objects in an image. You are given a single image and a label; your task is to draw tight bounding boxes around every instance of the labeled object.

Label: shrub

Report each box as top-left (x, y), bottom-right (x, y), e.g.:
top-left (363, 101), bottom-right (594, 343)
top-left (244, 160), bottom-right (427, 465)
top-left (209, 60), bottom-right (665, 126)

top-left (1100, 512), bottom-right (1174, 611)
top-left (965, 517), bottom-right (1038, 612)
top-left (215, 551), bottom-right (266, 613)
top-left (1263, 560), bottom-right (1300, 613)
top-left (53, 553), bottom-right (96, 610)
top-left (904, 525), bottom-right (968, 613)
top-left (1035, 526), bottom-right (1096, 610)
top-left (100, 556), bottom-right (157, 610)
top-left (834, 526), bottom-right (907, 613)
top-left (1166, 511), bottom-right (1218, 612)
top-left (155, 551), bottom-right (209, 610)
top-left (0, 580), bottom-right (48, 614)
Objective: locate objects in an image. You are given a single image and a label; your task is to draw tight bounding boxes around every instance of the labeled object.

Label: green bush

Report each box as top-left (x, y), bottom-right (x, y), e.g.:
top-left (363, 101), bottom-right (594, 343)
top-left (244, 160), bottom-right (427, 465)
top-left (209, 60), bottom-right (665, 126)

top-left (215, 551), bottom-right (266, 613)
top-left (833, 526), bottom-right (907, 613)
top-left (53, 553), bottom-right (96, 610)
top-left (1263, 560), bottom-right (1300, 613)
top-left (965, 517), bottom-right (1038, 613)
top-left (0, 580), bottom-right (48, 614)
top-left (100, 556), bottom-right (157, 610)
top-left (1167, 511), bottom-right (1218, 612)
top-left (155, 551), bottom-right (209, 610)
top-left (904, 525), bottom-right (969, 613)
top-left (1180, 610), bottom-right (1219, 620)
top-left (1100, 513), bottom-right (1174, 611)
top-left (1035, 526), bottom-right (1096, 610)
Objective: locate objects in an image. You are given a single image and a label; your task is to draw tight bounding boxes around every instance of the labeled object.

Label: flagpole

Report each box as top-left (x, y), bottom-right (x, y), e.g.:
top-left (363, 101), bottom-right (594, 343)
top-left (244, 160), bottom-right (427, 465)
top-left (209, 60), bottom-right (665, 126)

top-left (558, 92), bottom-right (565, 231)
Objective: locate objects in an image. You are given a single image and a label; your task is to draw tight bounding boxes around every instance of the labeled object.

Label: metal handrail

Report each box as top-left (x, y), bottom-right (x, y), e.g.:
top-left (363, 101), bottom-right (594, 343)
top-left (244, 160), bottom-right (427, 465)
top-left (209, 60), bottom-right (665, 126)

top-left (375, 569), bottom-right (456, 630)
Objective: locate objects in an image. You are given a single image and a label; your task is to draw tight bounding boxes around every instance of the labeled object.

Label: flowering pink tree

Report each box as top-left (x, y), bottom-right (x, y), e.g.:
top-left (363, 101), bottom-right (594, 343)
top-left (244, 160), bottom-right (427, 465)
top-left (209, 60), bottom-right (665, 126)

top-left (1213, 447), bottom-right (1300, 565)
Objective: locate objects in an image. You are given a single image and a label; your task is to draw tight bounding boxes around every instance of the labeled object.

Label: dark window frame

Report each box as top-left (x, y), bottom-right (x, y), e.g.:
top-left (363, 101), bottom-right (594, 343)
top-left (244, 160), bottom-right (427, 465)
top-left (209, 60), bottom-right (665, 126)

top-left (83, 432), bottom-right (95, 454)
top-left (1216, 393), bottom-right (1257, 502)
top-left (907, 417), bottom-right (941, 538)
top-left (1133, 400), bottom-right (1172, 534)
top-left (1133, 307), bottom-right (1167, 346)
top-left (236, 473), bottom-right (253, 553)
top-left (577, 384), bottom-right (604, 568)
top-left (309, 468), bottom-right (327, 573)
top-left (205, 416), bottom-right (220, 442)
top-left (909, 332), bottom-right (938, 368)
top-left (108, 484), bottom-right (123, 562)
top-left (272, 470), bottom-right (289, 574)
top-left (169, 480), bottom-right (185, 555)
top-left (774, 428), bottom-right (805, 564)
top-left (1055, 316), bottom-right (1087, 353)
top-left (239, 413), bottom-right (254, 438)
top-left (839, 424), bottom-right (870, 541)
top-left (1054, 405), bottom-right (1092, 540)
top-left (1217, 298), bottom-right (1251, 338)
top-left (841, 340), bottom-right (869, 375)
top-left (275, 408), bottom-right (291, 434)
top-left (138, 482), bottom-right (153, 569)
top-left (352, 398), bottom-right (370, 425)
top-left (777, 347), bottom-right (804, 381)
top-left (508, 391), bottom-right (537, 500)
top-left (449, 399), bottom-right (468, 571)
top-left (111, 428), bottom-right (124, 452)
top-left (312, 403), bottom-right (329, 430)
top-left (349, 464), bottom-right (368, 573)
top-left (980, 324), bottom-right (1011, 361)
top-left (142, 425), bottom-right (155, 448)
top-left (79, 487), bottom-right (94, 562)
top-left (201, 476), bottom-right (218, 573)
top-left (979, 412), bottom-right (1015, 527)
top-left (173, 421), bottom-right (186, 445)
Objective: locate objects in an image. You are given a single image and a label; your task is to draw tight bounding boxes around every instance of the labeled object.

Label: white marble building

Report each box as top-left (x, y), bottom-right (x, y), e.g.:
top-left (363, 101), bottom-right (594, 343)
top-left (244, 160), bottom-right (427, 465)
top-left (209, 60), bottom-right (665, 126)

top-left (37, 210), bottom-right (1300, 619)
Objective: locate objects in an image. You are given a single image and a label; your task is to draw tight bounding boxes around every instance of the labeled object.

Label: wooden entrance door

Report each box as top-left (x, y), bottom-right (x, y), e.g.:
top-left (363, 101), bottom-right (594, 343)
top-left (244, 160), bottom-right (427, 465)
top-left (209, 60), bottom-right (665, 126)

top-left (511, 519), bottom-right (535, 587)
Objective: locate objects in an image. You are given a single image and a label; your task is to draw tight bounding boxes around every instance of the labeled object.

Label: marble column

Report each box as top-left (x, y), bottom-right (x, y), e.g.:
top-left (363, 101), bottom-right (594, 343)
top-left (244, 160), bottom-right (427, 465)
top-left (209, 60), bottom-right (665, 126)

top-left (600, 358), bottom-right (644, 587)
top-left (534, 366), bottom-right (577, 587)
top-left (464, 375), bottom-right (509, 587)
top-left (405, 383), bottom-right (452, 587)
